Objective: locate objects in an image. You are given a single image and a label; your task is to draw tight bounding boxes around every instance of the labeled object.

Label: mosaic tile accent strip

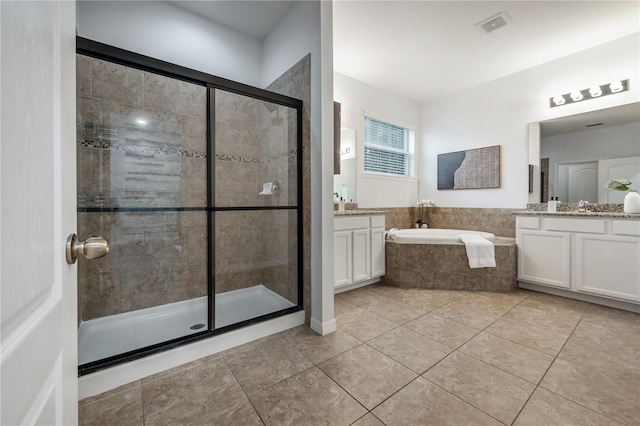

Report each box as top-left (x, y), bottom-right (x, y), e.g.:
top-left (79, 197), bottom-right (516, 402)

top-left (78, 138), bottom-right (207, 159)
top-left (215, 149), bottom-right (297, 164)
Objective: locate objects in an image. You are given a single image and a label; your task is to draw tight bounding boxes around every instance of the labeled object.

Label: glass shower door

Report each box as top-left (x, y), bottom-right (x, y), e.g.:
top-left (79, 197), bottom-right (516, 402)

top-left (212, 88), bottom-right (300, 329)
top-left (76, 54), bottom-right (208, 368)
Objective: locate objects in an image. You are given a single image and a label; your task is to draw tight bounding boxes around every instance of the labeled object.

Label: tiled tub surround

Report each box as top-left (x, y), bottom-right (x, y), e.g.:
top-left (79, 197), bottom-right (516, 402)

top-left (79, 285), bottom-right (640, 426)
top-left (383, 238), bottom-right (518, 292)
top-left (359, 207), bottom-right (519, 237)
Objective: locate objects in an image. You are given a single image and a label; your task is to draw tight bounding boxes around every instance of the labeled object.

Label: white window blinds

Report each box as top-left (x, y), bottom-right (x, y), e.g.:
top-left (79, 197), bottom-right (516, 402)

top-left (364, 116), bottom-right (415, 177)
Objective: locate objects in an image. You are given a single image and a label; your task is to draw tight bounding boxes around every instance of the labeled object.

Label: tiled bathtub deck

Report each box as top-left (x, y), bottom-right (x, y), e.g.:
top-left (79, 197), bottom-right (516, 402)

top-left (79, 285), bottom-right (640, 425)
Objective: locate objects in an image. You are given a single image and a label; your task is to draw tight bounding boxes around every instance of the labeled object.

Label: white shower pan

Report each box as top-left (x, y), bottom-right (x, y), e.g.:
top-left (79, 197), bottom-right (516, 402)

top-left (78, 284), bottom-right (295, 365)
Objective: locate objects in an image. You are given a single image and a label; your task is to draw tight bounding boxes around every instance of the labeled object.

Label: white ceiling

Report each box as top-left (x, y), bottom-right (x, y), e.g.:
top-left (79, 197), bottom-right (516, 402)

top-left (166, 1), bottom-right (639, 104)
top-left (333, 1), bottom-right (640, 104)
top-left (168, 1), bottom-right (295, 39)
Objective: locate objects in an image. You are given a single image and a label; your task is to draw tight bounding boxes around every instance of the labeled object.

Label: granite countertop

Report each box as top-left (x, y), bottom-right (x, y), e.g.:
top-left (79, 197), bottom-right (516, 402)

top-left (334, 210), bottom-right (386, 216)
top-left (514, 211), bottom-right (640, 219)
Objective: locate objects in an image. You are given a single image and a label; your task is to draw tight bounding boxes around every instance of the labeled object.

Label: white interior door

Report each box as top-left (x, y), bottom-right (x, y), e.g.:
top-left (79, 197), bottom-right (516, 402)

top-left (598, 156), bottom-right (640, 203)
top-left (567, 162), bottom-right (598, 203)
top-left (1, 2), bottom-right (77, 425)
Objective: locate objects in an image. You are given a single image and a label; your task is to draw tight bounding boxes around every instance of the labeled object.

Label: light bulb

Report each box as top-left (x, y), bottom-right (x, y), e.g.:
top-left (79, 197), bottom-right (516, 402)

top-left (589, 86), bottom-right (602, 97)
top-left (570, 91), bottom-right (583, 102)
top-left (136, 118), bottom-right (147, 125)
top-left (552, 95), bottom-right (566, 106)
top-left (609, 81), bottom-right (623, 93)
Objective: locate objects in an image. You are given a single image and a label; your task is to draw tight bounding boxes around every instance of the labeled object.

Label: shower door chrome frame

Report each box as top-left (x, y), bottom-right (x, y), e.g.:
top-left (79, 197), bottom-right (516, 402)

top-left (76, 37), bottom-right (304, 376)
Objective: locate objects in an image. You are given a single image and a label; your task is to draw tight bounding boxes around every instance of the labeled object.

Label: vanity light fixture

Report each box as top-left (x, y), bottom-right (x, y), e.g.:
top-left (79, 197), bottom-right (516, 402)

top-left (570, 91), bottom-right (583, 102)
top-left (550, 79), bottom-right (629, 108)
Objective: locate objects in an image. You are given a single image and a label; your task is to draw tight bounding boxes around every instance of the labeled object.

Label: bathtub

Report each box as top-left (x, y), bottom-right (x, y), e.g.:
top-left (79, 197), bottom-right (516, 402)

top-left (389, 228), bottom-right (495, 244)
top-left (383, 228), bottom-right (517, 292)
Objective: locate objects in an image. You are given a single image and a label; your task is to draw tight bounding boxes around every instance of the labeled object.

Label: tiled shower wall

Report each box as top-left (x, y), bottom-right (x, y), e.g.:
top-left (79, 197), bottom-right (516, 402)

top-left (77, 55), bottom-right (306, 322)
top-left (77, 55), bottom-right (208, 321)
top-left (267, 55), bottom-right (311, 323)
top-left (214, 89), bottom-right (298, 304)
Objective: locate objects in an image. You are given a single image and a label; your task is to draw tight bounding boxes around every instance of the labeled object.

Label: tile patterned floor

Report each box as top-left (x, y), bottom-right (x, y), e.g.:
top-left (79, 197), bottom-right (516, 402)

top-left (79, 285), bottom-right (640, 426)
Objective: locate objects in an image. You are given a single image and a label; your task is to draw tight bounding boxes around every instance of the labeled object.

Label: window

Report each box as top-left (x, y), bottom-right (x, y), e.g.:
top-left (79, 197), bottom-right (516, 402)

top-left (364, 116), bottom-right (415, 177)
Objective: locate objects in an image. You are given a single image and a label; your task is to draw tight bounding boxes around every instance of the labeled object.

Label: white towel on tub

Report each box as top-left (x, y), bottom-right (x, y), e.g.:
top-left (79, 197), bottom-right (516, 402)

top-left (458, 234), bottom-right (496, 268)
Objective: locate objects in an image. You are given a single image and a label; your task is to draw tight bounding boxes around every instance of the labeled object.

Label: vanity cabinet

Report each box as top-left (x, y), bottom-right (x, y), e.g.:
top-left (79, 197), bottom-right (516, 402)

top-left (334, 214), bottom-right (385, 291)
top-left (516, 216), bottom-right (640, 304)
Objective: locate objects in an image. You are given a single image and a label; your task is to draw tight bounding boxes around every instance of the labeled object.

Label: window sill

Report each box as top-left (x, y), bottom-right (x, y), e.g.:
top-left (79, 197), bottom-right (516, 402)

top-left (362, 172), bottom-right (416, 182)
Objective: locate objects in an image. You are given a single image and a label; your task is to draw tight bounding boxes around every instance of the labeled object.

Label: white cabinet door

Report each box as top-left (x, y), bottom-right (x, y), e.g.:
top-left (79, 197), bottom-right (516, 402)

top-left (334, 231), bottom-right (352, 287)
top-left (352, 229), bottom-right (371, 282)
top-left (518, 230), bottom-right (571, 289)
top-left (371, 227), bottom-right (386, 277)
top-left (576, 234), bottom-right (640, 302)
top-left (1, 2), bottom-right (77, 425)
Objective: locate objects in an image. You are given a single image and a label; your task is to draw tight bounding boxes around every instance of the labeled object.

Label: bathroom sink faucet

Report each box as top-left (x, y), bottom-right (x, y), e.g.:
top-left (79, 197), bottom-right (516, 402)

top-left (577, 200), bottom-right (589, 212)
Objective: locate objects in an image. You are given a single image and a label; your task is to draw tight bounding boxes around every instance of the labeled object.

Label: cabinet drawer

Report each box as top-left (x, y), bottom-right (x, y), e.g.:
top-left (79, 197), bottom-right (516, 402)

top-left (613, 220), bottom-right (640, 237)
top-left (545, 218), bottom-right (605, 234)
top-left (517, 216), bottom-right (540, 229)
top-left (334, 216), bottom-right (369, 231)
top-left (370, 215), bottom-right (385, 228)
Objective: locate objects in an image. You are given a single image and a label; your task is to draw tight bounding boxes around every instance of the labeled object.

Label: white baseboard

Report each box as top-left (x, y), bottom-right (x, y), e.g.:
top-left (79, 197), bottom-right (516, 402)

top-left (310, 317), bottom-right (337, 336)
top-left (78, 310), bottom-right (305, 400)
top-left (519, 282), bottom-right (640, 313)
top-left (334, 278), bottom-right (380, 294)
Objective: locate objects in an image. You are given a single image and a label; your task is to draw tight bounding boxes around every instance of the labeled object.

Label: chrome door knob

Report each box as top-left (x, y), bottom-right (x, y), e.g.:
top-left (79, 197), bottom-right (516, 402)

top-left (66, 234), bottom-right (109, 264)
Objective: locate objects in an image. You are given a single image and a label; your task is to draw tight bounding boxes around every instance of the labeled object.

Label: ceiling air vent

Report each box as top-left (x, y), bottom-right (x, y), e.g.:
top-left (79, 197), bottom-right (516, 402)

top-left (477, 12), bottom-right (511, 34)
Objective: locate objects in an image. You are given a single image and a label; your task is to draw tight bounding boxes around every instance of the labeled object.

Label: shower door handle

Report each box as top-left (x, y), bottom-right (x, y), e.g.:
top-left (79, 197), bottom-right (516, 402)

top-left (66, 234), bottom-right (109, 264)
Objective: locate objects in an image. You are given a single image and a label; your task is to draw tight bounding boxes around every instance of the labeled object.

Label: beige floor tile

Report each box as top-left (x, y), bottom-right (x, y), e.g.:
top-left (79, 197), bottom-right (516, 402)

top-left (141, 356), bottom-right (246, 426)
top-left (79, 380), bottom-right (140, 407)
top-left (396, 288), bottom-right (466, 311)
top-left (361, 297), bottom-right (428, 325)
top-left (368, 326), bottom-right (452, 374)
top-left (334, 296), bottom-right (359, 317)
top-left (351, 413), bottom-right (386, 426)
top-left (571, 314), bottom-right (640, 356)
top-left (459, 332), bottom-right (554, 384)
top-left (283, 326), bottom-right (361, 364)
top-left (485, 305), bottom-right (578, 355)
top-left (558, 330), bottom-right (640, 375)
top-left (337, 308), bottom-right (398, 341)
top-left (79, 382), bottom-right (143, 426)
top-left (189, 399), bottom-right (263, 426)
top-left (319, 344), bottom-right (417, 410)
top-left (519, 292), bottom-right (591, 319)
top-left (404, 313), bottom-right (479, 348)
top-left (223, 335), bottom-right (313, 395)
top-left (432, 297), bottom-right (512, 329)
top-left (369, 284), bottom-right (408, 298)
top-left (250, 367), bottom-right (366, 426)
top-left (336, 287), bottom-right (386, 308)
top-left (514, 387), bottom-right (623, 426)
top-left (373, 377), bottom-right (502, 426)
top-left (583, 303), bottom-right (640, 323)
top-left (424, 351), bottom-right (535, 425)
top-left (540, 357), bottom-right (640, 425)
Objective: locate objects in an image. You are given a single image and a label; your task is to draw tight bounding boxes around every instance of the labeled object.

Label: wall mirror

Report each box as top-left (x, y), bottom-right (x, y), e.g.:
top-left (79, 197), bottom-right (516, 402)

top-left (530, 102), bottom-right (640, 204)
top-left (333, 127), bottom-right (357, 202)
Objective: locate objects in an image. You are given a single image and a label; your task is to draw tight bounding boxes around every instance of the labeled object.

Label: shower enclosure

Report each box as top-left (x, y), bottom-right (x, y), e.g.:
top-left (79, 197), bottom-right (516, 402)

top-left (76, 38), bottom-right (302, 374)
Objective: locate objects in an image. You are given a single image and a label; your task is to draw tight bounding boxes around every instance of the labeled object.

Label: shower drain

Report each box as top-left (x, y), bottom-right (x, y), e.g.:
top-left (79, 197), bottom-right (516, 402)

top-left (190, 323), bottom-right (206, 330)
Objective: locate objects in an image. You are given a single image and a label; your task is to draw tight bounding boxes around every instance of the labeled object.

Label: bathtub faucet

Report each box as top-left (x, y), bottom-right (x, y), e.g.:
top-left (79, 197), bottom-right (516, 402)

top-left (386, 228), bottom-right (399, 240)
